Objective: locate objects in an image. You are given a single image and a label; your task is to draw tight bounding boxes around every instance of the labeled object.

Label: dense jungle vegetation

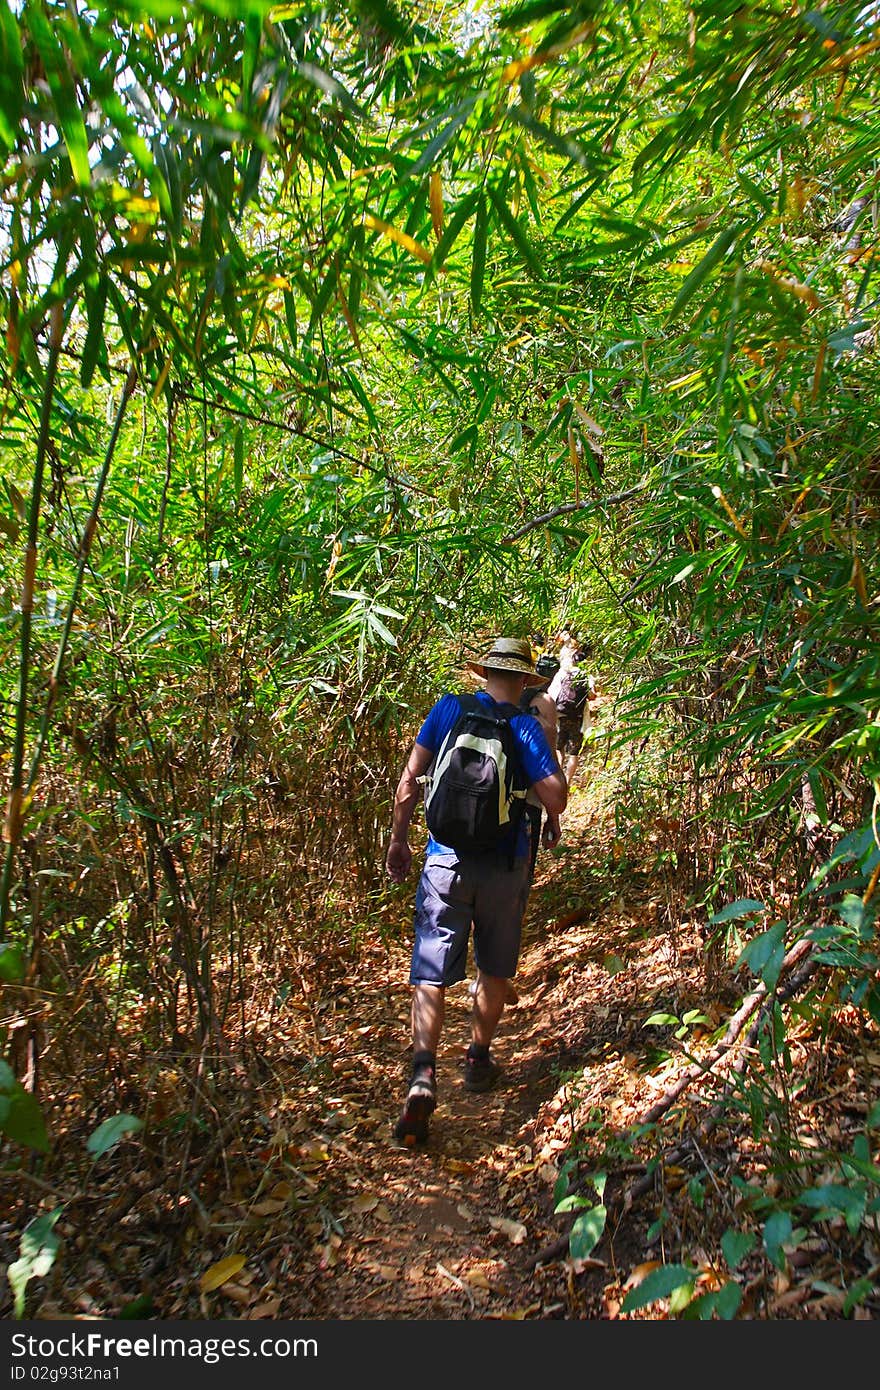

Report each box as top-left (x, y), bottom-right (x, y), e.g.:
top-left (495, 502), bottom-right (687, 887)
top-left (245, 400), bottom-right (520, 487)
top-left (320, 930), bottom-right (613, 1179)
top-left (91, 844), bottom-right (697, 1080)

top-left (1, 0), bottom-right (879, 1321)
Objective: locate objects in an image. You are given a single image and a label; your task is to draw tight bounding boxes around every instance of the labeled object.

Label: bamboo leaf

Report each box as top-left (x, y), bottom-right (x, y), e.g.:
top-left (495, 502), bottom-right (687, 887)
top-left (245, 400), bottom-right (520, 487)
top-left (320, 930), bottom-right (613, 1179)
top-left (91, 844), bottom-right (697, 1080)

top-left (488, 186), bottom-right (542, 278)
top-left (283, 289), bottom-right (298, 349)
top-left (296, 60), bottom-right (362, 115)
top-left (363, 213), bottom-right (431, 265)
top-left (429, 187), bottom-right (480, 278)
top-left (233, 426), bottom-right (244, 498)
top-left (0, 0), bottom-right (23, 150)
top-left (408, 103), bottom-right (471, 179)
top-left (80, 273), bottom-right (107, 388)
top-left (667, 225), bottom-right (742, 322)
top-left (25, 2), bottom-right (91, 188)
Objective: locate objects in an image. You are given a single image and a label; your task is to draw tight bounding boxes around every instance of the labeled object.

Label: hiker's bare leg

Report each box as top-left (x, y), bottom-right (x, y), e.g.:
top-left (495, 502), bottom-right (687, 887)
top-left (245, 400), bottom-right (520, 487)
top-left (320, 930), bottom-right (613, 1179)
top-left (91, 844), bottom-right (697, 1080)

top-left (474, 967), bottom-right (518, 1005)
top-left (470, 972), bottom-right (508, 1049)
top-left (565, 752), bottom-right (579, 783)
top-left (412, 982), bottom-right (445, 1055)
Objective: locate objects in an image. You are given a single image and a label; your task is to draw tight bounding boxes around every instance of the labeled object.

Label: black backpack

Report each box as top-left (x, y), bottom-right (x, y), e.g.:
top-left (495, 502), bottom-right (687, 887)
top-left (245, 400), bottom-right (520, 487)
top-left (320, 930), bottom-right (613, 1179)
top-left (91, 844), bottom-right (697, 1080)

top-left (423, 695), bottom-right (527, 854)
top-left (555, 667), bottom-right (591, 719)
top-left (535, 653), bottom-right (560, 684)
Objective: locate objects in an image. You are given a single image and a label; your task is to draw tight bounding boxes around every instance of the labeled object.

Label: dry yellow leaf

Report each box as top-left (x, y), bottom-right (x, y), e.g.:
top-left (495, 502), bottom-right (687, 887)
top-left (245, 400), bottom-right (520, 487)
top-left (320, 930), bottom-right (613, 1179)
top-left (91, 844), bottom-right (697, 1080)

top-left (199, 1254), bottom-right (247, 1293)
top-left (850, 554), bottom-right (869, 607)
top-left (363, 213), bottom-right (431, 265)
top-left (570, 401), bottom-right (604, 437)
top-left (351, 1193), bottom-right (379, 1213)
top-left (443, 1158), bottom-right (474, 1175)
top-left (509, 1161), bottom-right (540, 1178)
top-left (623, 1260), bottom-right (662, 1290)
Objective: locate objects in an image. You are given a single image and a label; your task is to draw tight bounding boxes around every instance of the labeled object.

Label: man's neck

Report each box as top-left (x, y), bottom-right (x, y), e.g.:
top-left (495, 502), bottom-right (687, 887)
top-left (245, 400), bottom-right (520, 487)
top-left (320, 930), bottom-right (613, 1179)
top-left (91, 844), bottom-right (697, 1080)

top-left (483, 674), bottom-right (526, 705)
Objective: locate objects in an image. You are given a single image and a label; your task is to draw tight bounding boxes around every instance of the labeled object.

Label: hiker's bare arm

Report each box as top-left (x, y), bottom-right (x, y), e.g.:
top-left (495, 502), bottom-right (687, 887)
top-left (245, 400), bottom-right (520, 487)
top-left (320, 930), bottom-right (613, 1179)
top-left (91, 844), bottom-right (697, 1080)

top-left (386, 742), bottom-right (433, 883)
top-left (532, 769), bottom-right (568, 818)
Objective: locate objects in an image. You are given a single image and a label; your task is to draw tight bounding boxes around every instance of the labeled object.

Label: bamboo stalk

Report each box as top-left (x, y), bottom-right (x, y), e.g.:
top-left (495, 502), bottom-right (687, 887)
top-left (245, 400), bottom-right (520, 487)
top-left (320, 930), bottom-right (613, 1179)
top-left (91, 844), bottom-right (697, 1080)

top-left (25, 364), bottom-right (138, 794)
top-left (0, 304), bottom-right (65, 933)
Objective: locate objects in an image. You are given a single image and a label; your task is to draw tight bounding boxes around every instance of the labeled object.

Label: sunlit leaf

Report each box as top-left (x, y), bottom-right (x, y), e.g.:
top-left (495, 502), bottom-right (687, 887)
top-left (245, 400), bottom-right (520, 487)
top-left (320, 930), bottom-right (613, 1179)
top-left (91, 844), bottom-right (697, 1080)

top-left (621, 1263), bottom-right (695, 1313)
top-left (569, 1204), bottom-right (606, 1260)
top-left (86, 1113), bottom-right (144, 1158)
top-left (199, 1254), bottom-right (247, 1292)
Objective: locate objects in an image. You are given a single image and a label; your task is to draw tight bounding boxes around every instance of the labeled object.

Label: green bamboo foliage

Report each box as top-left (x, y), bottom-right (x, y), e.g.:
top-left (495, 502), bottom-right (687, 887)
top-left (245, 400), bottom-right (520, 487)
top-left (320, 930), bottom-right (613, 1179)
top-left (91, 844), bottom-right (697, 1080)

top-left (0, 0), bottom-right (877, 1047)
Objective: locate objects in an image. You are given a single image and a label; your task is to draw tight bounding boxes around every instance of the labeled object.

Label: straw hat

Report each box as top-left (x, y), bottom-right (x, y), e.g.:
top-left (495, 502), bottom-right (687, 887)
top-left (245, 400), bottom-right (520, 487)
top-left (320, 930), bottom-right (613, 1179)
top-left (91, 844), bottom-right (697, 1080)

top-left (466, 637), bottom-right (545, 687)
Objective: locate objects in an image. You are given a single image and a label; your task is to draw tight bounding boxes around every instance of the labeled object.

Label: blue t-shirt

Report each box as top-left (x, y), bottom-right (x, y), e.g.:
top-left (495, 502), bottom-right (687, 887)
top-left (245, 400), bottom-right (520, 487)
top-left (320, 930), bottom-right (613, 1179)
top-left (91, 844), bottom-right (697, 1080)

top-left (416, 690), bottom-right (558, 860)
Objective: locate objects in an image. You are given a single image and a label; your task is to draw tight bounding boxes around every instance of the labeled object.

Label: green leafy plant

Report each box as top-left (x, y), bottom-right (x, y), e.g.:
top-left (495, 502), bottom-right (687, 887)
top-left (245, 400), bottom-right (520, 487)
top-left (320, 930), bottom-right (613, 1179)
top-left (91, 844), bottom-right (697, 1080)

top-left (7, 1209), bottom-right (63, 1319)
top-left (553, 1164), bottom-right (608, 1261)
top-left (0, 1060), bottom-right (48, 1153)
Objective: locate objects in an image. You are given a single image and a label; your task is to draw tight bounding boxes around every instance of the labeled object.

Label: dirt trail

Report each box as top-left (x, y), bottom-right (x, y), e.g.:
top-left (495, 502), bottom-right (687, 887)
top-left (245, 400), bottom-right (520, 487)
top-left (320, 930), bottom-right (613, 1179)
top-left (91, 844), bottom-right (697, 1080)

top-left (258, 788), bottom-right (671, 1322)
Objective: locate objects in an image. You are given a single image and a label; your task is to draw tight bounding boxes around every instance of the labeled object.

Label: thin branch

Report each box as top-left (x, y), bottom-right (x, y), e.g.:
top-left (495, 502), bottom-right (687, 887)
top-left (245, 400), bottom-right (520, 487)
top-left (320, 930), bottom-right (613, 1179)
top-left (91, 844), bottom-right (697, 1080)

top-left (59, 347), bottom-right (436, 497)
top-left (623, 943), bottom-right (819, 1206)
top-left (637, 937), bottom-right (813, 1127)
top-left (503, 482), bottom-right (650, 542)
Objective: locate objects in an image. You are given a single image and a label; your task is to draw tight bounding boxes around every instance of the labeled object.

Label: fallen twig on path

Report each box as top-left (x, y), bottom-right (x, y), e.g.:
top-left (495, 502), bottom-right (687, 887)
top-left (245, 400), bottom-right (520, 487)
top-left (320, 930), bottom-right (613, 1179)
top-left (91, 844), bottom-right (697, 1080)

top-left (436, 1261), bottom-right (475, 1309)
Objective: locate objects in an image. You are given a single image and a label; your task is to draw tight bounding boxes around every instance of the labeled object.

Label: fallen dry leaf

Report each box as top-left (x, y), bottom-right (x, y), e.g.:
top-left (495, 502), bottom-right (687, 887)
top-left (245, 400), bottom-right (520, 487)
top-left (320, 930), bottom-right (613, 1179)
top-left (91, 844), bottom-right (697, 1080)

top-left (296, 1140), bottom-right (331, 1163)
top-left (199, 1254), bottom-right (247, 1293)
top-left (623, 1260), bottom-right (662, 1290)
top-left (222, 1283), bottom-right (254, 1306)
top-left (252, 1198), bottom-right (286, 1216)
top-left (509, 1161), bottom-right (541, 1178)
top-left (566, 1257), bottom-right (606, 1275)
top-left (443, 1158), bottom-right (475, 1175)
top-left (487, 1302), bottom-right (541, 1319)
top-left (488, 1216), bottom-right (528, 1244)
top-left (249, 1299), bottom-right (282, 1319)
top-left (351, 1193), bottom-right (380, 1214)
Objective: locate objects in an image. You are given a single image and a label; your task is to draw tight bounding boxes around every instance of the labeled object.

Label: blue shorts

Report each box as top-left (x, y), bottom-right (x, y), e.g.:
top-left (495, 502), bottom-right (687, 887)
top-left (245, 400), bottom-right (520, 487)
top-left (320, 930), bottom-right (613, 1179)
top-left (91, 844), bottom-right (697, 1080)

top-left (409, 851), bottom-right (533, 987)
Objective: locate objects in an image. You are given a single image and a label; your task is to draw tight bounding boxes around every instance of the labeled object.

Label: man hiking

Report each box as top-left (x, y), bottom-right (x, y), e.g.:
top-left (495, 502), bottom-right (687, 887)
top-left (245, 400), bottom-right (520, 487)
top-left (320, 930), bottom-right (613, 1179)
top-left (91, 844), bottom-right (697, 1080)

top-left (549, 639), bottom-right (594, 787)
top-left (385, 637), bottom-right (568, 1144)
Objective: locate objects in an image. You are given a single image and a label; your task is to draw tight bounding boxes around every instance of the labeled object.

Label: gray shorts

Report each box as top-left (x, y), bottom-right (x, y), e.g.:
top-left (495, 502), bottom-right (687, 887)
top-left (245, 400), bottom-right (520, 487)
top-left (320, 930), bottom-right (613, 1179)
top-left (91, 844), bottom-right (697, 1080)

top-left (409, 851), bottom-right (532, 987)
